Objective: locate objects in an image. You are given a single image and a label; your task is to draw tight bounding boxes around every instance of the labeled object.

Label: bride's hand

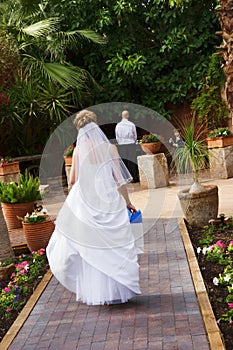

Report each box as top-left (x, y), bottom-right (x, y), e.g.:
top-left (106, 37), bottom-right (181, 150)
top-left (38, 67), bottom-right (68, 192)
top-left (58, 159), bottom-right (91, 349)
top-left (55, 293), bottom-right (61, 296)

top-left (127, 203), bottom-right (137, 213)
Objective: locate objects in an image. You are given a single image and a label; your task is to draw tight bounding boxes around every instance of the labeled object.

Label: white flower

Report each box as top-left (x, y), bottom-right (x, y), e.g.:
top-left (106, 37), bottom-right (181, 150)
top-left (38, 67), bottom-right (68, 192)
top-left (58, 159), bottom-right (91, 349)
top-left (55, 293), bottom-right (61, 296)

top-left (0, 262), bottom-right (2, 266)
top-left (197, 247), bottom-right (201, 254)
top-left (224, 275), bottom-right (230, 282)
top-left (42, 208), bottom-right (48, 214)
top-left (24, 265), bottom-right (29, 271)
top-left (25, 213), bottom-right (30, 217)
top-left (213, 277), bottom-right (219, 286)
top-left (31, 212), bottom-right (37, 217)
top-left (202, 247), bottom-right (209, 255)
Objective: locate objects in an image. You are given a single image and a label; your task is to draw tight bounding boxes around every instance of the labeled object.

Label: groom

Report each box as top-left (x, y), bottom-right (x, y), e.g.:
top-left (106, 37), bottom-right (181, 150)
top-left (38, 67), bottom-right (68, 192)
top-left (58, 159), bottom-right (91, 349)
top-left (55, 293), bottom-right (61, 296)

top-left (115, 110), bottom-right (139, 182)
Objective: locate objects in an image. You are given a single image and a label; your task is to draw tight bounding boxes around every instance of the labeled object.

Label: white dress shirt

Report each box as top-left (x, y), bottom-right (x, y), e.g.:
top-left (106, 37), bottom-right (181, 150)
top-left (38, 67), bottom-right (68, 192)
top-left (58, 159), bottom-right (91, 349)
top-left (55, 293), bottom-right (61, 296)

top-left (115, 119), bottom-right (137, 145)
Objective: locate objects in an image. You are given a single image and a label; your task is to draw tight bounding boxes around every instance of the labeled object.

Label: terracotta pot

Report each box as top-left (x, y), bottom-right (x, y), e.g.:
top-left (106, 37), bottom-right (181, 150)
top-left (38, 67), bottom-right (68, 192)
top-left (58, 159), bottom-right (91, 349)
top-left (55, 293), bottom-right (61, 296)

top-left (140, 142), bottom-right (161, 155)
top-left (1, 202), bottom-right (35, 230)
top-left (64, 156), bottom-right (72, 166)
top-left (207, 135), bottom-right (233, 148)
top-left (0, 162), bottom-right (20, 175)
top-left (23, 219), bottom-right (55, 252)
top-left (178, 185), bottom-right (218, 227)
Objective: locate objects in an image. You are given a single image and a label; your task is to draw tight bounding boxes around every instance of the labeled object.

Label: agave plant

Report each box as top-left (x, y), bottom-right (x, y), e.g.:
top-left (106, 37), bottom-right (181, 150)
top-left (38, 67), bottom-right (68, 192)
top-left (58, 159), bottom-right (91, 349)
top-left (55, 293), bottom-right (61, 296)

top-left (173, 118), bottom-right (209, 193)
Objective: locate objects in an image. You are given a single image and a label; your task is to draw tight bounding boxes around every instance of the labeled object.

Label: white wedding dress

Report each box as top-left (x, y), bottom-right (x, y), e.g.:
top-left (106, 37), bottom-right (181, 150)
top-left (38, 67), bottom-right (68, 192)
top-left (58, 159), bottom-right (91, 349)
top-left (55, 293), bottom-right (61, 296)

top-left (46, 122), bottom-right (141, 305)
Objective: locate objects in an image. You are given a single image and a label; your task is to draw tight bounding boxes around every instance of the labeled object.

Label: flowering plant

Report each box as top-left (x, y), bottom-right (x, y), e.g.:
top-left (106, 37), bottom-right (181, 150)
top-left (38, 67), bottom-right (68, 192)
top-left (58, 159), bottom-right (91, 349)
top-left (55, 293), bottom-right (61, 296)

top-left (208, 127), bottom-right (232, 139)
top-left (0, 157), bottom-right (13, 167)
top-left (64, 144), bottom-right (75, 156)
top-left (0, 249), bottom-right (47, 320)
top-left (196, 217), bottom-right (233, 323)
top-left (18, 205), bottom-right (48, 224)
top-left (139, 133), bottom-right (161, 144)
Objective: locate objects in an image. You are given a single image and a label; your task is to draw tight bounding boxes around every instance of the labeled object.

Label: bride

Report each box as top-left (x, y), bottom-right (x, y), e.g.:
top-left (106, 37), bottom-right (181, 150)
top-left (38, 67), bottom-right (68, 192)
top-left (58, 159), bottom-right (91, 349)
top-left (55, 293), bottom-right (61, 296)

top-left (46, 109), bottom-right (141, 305)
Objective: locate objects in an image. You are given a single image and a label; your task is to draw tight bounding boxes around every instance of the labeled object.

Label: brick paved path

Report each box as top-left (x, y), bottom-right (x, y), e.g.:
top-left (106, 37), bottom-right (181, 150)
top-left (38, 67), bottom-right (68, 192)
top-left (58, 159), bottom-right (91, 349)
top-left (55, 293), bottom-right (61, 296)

top-left (8, 218), bottom-right (210, 350)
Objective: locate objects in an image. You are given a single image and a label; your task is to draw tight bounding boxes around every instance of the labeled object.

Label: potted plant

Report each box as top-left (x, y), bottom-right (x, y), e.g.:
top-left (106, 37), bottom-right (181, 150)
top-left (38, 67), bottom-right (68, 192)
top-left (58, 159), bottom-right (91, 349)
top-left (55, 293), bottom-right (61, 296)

top-left (207, 127), bottom-right (233, 148)
top-left (139, 133), bottom-right (161, 154)
top-left (0, 157), bottom-right (20, 182)
top-left (175, 119), bottom-right (219, 227)
top-left (18, 206), bottom-right (55, 252)
top-left (63, 145), bottom-right (74, 166)
top-left (0, 170), bottom-right (41, 230)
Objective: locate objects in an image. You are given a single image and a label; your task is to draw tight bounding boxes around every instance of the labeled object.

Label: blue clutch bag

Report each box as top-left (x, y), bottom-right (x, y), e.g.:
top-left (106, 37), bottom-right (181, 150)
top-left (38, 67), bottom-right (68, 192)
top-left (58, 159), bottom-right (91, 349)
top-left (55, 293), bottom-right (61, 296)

top-left (128, 209), bottom-right (142, 224)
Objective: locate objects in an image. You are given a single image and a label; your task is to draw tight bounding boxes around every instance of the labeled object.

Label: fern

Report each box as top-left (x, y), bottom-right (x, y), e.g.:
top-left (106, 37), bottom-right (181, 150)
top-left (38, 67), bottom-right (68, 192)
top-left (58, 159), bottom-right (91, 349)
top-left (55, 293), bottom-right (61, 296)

top-left (0, 170), bottom-right (41, 203)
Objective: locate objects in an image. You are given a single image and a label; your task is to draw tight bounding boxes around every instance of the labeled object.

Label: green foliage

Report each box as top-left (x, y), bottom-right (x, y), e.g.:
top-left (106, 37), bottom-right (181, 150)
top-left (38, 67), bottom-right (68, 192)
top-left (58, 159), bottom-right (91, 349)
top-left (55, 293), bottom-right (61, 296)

top-left (0, 170), bottom-right (41, 203)
top-left (191, 54), bottom-right (228, 129)
top-left (208, 127), bottom-right (232, 139)
top-left (199, 224), bottom-right (216, 246)
top-left (174, 119), bottom-right (209, 183)
top-left (139, 133), bottom-right (161, 144)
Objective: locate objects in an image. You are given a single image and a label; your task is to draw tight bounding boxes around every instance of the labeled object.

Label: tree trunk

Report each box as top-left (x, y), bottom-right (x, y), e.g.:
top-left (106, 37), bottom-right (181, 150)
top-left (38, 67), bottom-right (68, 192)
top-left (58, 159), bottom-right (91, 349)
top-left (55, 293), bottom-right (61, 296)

top-left (0, 206), bottom-right (14, 261)
top-left (217, 1), bottom-right (233, 125)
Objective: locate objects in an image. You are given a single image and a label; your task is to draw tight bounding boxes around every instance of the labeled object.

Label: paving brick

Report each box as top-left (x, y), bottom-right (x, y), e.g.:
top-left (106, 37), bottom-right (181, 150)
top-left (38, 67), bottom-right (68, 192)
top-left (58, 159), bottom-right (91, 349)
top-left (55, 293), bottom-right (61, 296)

top-left (7, 219), bottom-right (211, 350)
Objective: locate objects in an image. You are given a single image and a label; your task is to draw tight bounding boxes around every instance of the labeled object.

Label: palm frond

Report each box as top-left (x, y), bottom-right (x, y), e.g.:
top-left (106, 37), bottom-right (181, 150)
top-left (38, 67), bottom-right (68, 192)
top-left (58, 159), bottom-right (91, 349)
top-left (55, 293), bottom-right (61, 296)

top-left (22, 18), bottom-right (59, 38)
top-left (42, 62), bottom-right (85, 89)
top-left (66, 29), bottom-right (107, 44)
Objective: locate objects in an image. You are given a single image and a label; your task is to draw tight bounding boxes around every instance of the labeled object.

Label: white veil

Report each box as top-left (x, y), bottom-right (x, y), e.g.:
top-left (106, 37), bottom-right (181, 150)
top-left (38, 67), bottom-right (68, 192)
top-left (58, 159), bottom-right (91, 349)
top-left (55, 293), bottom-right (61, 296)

top-left (75, 122), bottom-right (132, 213)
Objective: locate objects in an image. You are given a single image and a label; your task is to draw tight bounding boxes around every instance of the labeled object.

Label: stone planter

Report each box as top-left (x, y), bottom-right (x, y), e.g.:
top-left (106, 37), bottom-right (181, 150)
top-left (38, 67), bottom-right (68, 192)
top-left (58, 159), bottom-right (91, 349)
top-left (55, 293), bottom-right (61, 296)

top-left (64, 156), bottom-right (72, 191)
top-left (23, 219), bottom-right (55, 252)
top-left (140, 142), bottom-right (161, 155)
top-left (64, 156), bottom-right (72, 166)
top-left (208, 145), bottom-right (233, 179)
top-left (137, 153), bottom-right (169, 189)
top-left (1, 202), bottom-right (35, 230)
top-left (178, 185), bottom-right (218, 227)
top-left (207, 135), bottom-right (233, 148)
top-left (0, 263), bottom-right (15, 280)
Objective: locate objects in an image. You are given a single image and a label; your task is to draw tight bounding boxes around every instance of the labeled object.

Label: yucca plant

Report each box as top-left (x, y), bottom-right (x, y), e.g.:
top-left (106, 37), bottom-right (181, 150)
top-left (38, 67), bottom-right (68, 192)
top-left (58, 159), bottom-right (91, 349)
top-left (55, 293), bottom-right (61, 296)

top-left (0, 170), bottom-right (41, 203)
top-left (173, 118), bottom-right (209, 193)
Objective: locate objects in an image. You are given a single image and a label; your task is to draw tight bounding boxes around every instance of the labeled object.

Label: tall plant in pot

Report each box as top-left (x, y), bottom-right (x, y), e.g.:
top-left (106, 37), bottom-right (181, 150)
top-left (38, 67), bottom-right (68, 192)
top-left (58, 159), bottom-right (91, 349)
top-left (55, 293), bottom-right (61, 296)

top-left (175, 119), bottom-right (219, 227)
top-left (0, 170), bottom-right (41, 229)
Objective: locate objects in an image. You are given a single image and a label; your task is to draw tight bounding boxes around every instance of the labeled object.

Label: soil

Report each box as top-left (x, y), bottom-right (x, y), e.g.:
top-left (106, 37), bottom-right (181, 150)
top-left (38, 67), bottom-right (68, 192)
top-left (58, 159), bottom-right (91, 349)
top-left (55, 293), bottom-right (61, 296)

top-left (187, 222), bottom-right (233, 350)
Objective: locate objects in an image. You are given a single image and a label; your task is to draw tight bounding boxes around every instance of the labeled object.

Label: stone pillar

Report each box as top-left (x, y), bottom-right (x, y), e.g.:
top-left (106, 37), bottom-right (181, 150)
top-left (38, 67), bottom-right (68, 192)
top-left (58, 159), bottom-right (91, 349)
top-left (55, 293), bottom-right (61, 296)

top-left (137, 153), bottom-right (169, 189)
top-left (209, 145), bottom-right (233, 179)
top-left (65, 165), bottom-right (72, 191)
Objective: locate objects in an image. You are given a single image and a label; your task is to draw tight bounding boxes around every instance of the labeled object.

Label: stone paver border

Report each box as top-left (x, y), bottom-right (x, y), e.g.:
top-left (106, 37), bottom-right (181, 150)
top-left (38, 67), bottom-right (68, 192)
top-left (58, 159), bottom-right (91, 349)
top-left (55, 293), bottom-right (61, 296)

top-left (0, 269), bottom-right (53, 350)
top-left (179, 219), bottom-right (225, 350)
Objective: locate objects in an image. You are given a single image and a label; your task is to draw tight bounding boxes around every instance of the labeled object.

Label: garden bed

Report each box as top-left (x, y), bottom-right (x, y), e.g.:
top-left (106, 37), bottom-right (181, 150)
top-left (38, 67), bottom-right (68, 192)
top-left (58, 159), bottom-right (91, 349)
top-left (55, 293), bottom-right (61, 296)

top-left (0, 249), bottom-right (49, 343)
top-left (187, 217), bottom-right (233, 350)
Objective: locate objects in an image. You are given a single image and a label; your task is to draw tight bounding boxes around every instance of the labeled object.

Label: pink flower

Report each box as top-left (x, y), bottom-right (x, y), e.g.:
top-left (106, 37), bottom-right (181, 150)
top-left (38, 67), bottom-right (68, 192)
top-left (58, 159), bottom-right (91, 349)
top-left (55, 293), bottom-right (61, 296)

top-left (38, 248), bottom-right (45, 256)
top-left (228, 303), bottom-right (233, 309)
top-left (10, 272), bottom-right (15, 279)
top-left (6, 308), bottom-right (12, 313)
top-left (18, 270), bottom-right (25, 275)
top-left (229, 241), bottom-right (233, 246)
top-left (15, 264), bottom-right (22, 269)
top-left (4, 287), bottom-right (11, 293)
top-left (21, 261), bottom-right (29, 266)
top-left (215, 240), bottom-right (226, 249)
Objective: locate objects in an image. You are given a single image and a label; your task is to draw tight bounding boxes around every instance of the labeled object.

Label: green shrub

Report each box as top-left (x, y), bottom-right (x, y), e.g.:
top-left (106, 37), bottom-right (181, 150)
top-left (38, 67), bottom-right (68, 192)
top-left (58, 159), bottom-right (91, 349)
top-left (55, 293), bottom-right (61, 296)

top-left (0, 170), bottom-right (41, 203)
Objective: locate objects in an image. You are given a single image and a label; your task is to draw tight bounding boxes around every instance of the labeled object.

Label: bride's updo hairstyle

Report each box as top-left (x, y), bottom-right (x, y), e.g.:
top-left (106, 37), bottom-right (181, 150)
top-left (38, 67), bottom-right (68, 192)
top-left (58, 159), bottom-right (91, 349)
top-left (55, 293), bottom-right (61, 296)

top-left (73, 109), bottom-right (97, 130)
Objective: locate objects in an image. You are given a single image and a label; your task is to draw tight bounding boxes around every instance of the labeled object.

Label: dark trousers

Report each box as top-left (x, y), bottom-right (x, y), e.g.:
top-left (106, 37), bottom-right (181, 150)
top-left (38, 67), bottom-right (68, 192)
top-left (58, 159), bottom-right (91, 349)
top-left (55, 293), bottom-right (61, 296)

top-left (117, 143), bottom-right (139, 182)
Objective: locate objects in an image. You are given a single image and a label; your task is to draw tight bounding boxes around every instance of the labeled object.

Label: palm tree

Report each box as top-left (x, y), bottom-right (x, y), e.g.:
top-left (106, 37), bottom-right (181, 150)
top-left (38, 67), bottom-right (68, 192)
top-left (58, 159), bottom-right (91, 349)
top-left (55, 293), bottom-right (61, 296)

top-left (216, 1), bottom-right (233, 124)
top-left (0, 208), bottom-right (14, 262)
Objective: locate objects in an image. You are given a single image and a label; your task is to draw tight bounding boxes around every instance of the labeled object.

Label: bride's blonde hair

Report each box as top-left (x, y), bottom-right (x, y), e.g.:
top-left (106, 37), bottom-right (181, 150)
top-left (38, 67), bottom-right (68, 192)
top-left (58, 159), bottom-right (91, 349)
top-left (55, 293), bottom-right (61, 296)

top-left (73, 109), bottom-right (97, 130)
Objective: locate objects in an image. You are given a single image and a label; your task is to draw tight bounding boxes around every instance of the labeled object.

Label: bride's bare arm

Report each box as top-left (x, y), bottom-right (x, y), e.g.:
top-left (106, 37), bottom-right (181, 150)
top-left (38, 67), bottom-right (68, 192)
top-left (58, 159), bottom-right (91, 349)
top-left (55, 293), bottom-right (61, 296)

top-left (118, 184), bottom-right (136, 212)
top-left (70, 147), bottom-right (78, 185)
